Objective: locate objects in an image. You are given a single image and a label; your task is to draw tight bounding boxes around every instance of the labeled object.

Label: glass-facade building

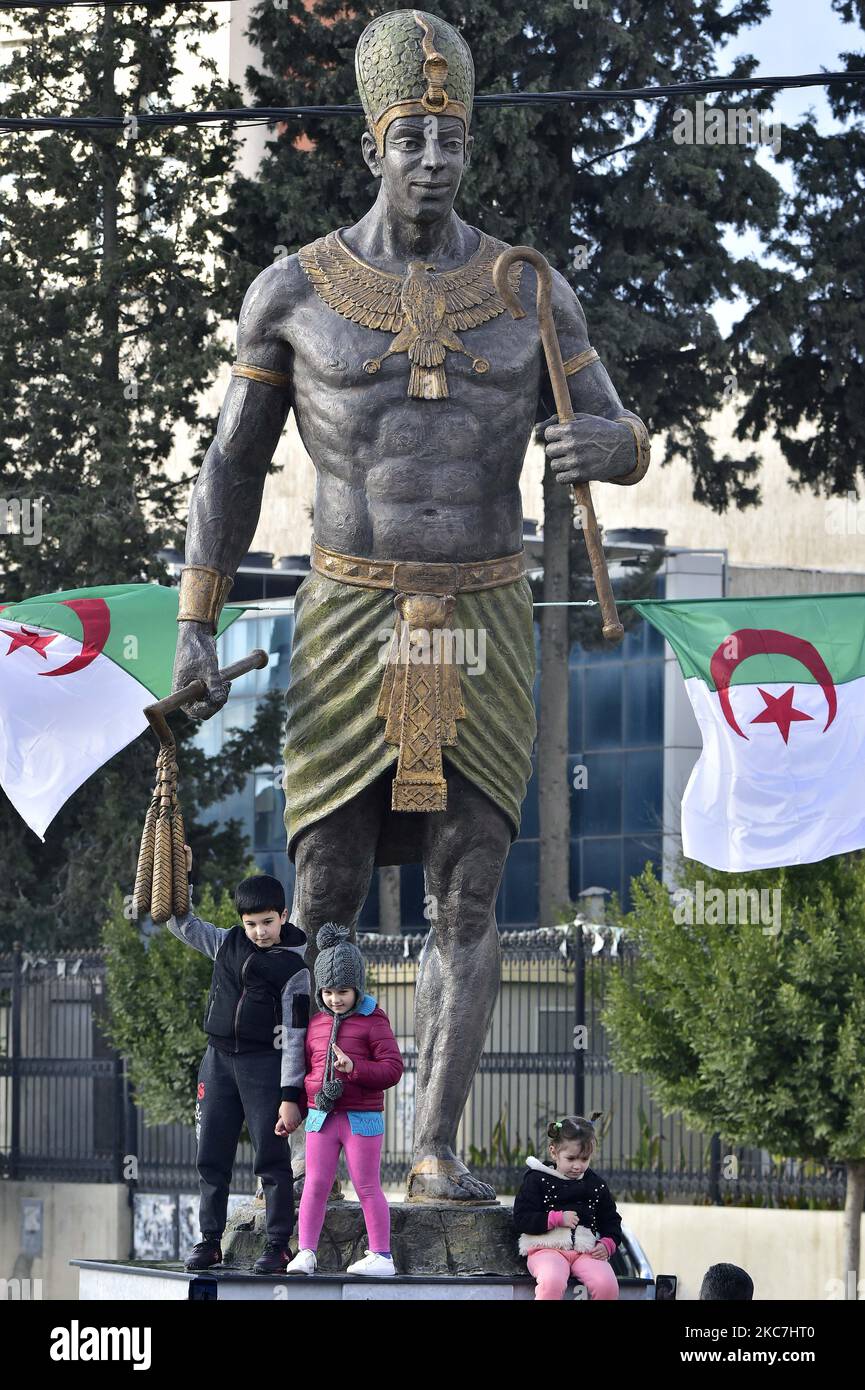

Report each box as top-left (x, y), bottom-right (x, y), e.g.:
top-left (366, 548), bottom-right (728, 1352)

top-left (197, 571), bottom-right (665, 929)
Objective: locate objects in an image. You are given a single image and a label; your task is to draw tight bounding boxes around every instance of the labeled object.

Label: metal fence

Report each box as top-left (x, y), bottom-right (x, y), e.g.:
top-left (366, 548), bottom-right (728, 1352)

top-left (0, 936), bottom-right (846, 1207)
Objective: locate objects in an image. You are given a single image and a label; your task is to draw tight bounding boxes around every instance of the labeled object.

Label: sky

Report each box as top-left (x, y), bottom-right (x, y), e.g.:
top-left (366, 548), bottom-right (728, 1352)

top-left (712, 0), bottom-right (862, 332)
top-left (717, 0), bottom-right (858, 131)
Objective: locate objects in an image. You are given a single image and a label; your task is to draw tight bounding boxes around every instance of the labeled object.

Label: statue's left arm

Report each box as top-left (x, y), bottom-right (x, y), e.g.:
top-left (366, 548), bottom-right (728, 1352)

top-left (535, 268), bottom-right (651, 488)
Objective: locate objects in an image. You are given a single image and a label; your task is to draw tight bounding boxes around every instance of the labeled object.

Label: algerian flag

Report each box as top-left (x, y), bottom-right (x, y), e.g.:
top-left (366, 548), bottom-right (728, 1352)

top-left (632, 594), bottom-right (865, 872)
top-left (0, 583), bottom-right (246, 841)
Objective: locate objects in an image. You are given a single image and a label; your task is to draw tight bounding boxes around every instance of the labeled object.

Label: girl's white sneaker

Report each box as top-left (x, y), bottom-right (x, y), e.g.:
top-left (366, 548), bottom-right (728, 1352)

top-left (346, 1250), bottom-right (396, 1278)
top-left (284, 1248), bottom-right (317, 1276)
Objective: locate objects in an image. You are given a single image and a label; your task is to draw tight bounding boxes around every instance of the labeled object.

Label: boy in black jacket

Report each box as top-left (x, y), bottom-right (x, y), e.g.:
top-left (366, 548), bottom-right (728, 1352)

top-left (513, 1114), bottom-right (622, 1300)
top-left (167, 847), bottom-right (310, 1275)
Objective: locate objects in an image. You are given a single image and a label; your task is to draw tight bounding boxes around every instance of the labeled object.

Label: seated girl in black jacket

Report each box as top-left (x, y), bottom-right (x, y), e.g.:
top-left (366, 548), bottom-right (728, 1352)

top-left (512, 1113), bottom-right (622, 1301)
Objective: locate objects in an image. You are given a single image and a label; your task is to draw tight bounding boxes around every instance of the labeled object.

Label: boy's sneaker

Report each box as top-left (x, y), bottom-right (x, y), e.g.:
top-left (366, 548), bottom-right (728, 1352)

top-left (346, 1250), bottom-right (396, 1278)
top-left (253, 1241), bottom-right (291, 1275)
top-left (185, 1238), bottom-right (222, 1271)
top-left (284, 1248), bottom-right (317, 1276)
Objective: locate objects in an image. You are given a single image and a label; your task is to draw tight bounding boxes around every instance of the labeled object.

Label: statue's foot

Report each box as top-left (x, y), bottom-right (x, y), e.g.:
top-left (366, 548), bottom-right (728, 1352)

top-left (406, 1155), bottom-right (497, 1204)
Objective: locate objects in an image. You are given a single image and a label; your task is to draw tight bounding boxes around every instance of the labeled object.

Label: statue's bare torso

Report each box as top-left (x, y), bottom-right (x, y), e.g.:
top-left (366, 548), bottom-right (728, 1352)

top-left (239, 222), bottom-right (543, 563)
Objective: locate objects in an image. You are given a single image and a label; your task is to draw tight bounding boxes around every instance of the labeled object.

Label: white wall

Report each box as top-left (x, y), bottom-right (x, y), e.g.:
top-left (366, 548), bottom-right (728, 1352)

top-left (621, 1202), bottom-right (865, 1302)
top-left (0, 1182), bottom-right (131, 1302)
top-left (596, 398), bottom-right (865, 574)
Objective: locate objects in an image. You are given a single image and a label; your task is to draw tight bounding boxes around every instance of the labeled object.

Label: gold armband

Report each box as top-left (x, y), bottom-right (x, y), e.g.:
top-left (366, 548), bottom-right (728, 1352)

top-left (613, 415), bottom-right (651, 486)
top-left (563, 347), bottom-right (600, 376)
top-left (231, 362), bottom-right (291, 388)
top-left (177, 565), bottom-right (233, 633)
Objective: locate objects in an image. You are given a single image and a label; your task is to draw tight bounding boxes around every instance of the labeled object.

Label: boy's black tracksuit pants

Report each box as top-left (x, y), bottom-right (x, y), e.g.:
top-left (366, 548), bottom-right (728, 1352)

top-left (195, 1044), bottom-right (294, 1245)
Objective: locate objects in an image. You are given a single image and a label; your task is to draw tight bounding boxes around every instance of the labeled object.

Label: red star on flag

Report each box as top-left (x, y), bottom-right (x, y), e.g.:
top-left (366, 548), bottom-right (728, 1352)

top-left (750, 686), bottom-right (813, 743)
top-left (1, 625), bottom-right (57, 659)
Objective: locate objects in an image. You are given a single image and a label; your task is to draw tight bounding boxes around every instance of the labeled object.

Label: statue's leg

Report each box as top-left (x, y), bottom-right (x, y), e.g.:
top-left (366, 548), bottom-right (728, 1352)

top-left (288, 779), bottom-right (387, 1194)
top-left (407, 768), bottom-right (511, 1203)
top-left (289, 778), bottom-right (385, 937)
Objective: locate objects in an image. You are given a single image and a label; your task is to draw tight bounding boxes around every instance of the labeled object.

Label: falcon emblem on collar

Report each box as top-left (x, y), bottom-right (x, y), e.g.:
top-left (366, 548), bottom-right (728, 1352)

top-left (298, 228), bottom-right (523, 399)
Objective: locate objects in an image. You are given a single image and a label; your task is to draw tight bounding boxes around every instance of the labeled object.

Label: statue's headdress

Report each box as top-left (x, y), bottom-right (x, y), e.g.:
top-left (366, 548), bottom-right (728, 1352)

top-left (355, 9), bottom-right (475, 156)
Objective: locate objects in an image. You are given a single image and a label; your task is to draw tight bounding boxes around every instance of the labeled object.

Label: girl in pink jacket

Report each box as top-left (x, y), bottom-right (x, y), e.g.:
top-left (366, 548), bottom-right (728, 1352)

top-left (284, 923), bottom-right (403, 1279)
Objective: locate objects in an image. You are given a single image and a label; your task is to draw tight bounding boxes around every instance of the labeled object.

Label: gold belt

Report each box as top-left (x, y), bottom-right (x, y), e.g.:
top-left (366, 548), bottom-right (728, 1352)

top-left (310, 541), bottom-right (527, 812)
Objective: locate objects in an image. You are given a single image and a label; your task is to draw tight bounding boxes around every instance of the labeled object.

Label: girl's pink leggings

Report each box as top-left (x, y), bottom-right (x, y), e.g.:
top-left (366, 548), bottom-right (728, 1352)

top-left (298, 1111), bottom-right (391, 1254)
top-left (527, 1248), bottom-right (620, 1301)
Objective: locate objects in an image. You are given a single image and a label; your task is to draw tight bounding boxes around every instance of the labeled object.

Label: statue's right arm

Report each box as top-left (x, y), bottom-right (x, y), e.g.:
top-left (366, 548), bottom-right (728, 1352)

top-left (173, 260), bottom-right (299, 718)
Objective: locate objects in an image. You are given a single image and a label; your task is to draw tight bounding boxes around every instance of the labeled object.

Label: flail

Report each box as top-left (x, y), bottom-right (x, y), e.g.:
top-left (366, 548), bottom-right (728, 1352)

top-left (134, 743), bottom-right (188, 924)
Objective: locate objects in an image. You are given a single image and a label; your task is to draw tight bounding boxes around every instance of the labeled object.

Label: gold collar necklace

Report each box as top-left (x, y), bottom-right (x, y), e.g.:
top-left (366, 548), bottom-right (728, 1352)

top-left (298, 226), bottom-right (523, 400)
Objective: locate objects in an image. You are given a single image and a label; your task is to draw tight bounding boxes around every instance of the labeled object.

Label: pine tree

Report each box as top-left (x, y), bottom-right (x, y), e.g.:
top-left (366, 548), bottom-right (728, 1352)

top-left (733, 0), bottom-right (865, 499)
top-left (0, 3), bottom-right (279, 947)
top-left (0, 1), bottom-right (243, 594)
top-left (605, 855), bottom-right (865, 1291)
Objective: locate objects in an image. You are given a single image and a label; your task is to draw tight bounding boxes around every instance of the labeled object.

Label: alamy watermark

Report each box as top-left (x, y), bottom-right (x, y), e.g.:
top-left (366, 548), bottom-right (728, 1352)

top-left (377, 624), bottom-right (487, 675)
top-left (50, 1322), bottom-right (151, 1369)
top-left (673, 101), bottom-right (782, 155)
top-left (672, 880), bottom-right (781, 935)
top-left (0, 497), bottom-right (42, 546)
top-left (1, 1278), bottom-right (43, 1300)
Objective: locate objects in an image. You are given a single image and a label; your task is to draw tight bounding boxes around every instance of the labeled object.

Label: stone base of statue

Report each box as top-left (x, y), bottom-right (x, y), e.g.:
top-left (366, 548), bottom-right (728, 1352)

top-left (223, 1194), bottom-right (525, 1278)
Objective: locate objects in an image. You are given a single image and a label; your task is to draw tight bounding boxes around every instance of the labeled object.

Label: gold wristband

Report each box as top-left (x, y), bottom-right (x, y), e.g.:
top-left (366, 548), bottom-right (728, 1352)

top-left (563, 347), bottom-right (600, 377)
top-left (613, 415), bottom-right (651, 486)
top-left (177, 565), bottom-right (233, 632)
top-left (232, 362), bottom-right (291, 389)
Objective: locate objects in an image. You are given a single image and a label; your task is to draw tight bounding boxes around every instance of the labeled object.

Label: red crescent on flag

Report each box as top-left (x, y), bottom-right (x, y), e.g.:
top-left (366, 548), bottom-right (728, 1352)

top-left (709, 628), bottom-right (837, 740)
top-left (37, 598), bottom-right (111, 677)
top-left (0, 597), bottom-right (110, 676)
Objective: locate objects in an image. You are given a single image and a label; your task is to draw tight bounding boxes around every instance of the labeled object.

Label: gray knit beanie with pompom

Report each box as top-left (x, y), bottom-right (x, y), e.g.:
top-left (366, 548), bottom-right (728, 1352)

top-left (313, 922), bottom-right (365, 1009)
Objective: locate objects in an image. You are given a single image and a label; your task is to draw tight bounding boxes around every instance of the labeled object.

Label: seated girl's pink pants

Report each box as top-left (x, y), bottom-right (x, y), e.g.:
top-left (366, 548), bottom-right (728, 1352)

top-left (526, 1247), bottom-right (619, 1301)
top-left (298, 1111), bottom-right (390, 1254)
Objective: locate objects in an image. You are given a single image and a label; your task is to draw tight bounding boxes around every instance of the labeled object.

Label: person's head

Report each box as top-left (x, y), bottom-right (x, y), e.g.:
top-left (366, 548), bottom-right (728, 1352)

top-left (235, 875), bottom-right (287, 948)
top-left (356, 10), bottom-right (474, 222)
top-left (699, 1264), bottom-right (754, 1301)
top-left (314, 923), bottom-right (366, 1014)
top-left (547, 1113), bottom-right (602, 1179)
top-left (321, 986), bottom-right (358, 1015)
top-left (361, 114), bottom-right (472, 225)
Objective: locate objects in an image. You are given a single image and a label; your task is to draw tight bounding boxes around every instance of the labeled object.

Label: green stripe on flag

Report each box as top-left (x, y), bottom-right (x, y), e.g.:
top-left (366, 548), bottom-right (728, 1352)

top-left (632, 593), bottom-right (865, 690)
top-left (0, 582), bottom-right (245, 700)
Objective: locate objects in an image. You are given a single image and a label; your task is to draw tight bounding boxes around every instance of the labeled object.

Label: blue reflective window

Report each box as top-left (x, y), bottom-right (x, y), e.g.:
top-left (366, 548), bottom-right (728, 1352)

top-left (583, 665), bottom-right (623, 748)
top-left (623, 750), bottom-right (663, 835)
top-left (623, 835), bottom-right (662, 905)
top-left (624, 659), bottom-right (663, 746)
top-left (400, 863), bottom-right (427, 928)
top-left (579, 838), bottom-right (622, 902)
top-left (568, 666), bottom-right (583, 751)
top-left (622, 619), bottom-right (644, 659)
top-left (502, 838), bottom-right (539, 926)
top-left (521, 755), bottom-right (539, 839)
top-left (569, 838), bottom-right (581, 902)
top-left (581, 754), bottom-right (623, 836)
top-left (221, 697), bottom-right (258, 739)
top-left (358, 871), bottom-right (380, 929)
top-left (568, 754), bottom-right (587, 835)
top-left (269, 616), bottom-right (294, 690)
top-left (645, 618), bottom-right (665, 656)
top-left (190, 706), bottom-right (223, 759)
top-left (254, 770), bottom-right (286, 853)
